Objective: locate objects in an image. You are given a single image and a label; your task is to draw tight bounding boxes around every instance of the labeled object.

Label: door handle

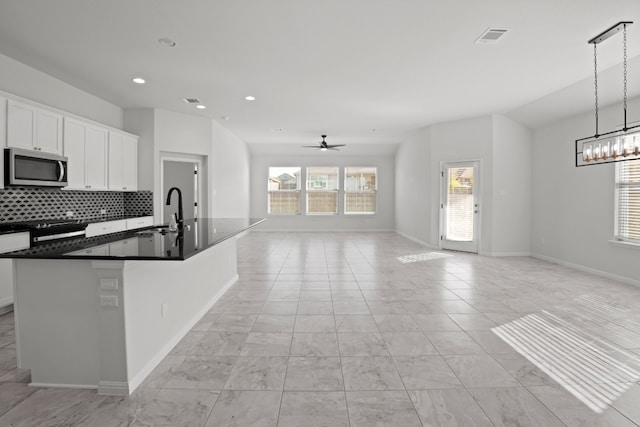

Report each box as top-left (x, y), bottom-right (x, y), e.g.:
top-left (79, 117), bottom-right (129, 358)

top-left (58, 161), bottom-right (65, 182)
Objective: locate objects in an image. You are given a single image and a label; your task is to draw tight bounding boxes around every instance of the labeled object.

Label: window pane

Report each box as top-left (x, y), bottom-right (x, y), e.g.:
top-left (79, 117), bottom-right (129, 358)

top-left (615, 160), bottom-right (640, 242)
top-left (307, 167), bottom-right (339, 190)
top-left (345, 167), bottom-right (377, 214)
top-left (307, 192), bottom-right (338, 214)
top-left (268, 167), bottom-right (301, 214)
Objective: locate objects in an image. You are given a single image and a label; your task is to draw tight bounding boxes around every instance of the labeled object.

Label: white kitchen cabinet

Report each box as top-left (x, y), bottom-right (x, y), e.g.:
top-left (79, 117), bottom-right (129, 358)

top-left (108, 131), bottom-right (138, 191)
top-left (85, 219), bottom-right (127, 238)
top-left (63, 118), bottom-right (108, 190)
top-left (67, 244), bottom-right (110, 256)
top-left (7, 100), bottom-right (63, 154)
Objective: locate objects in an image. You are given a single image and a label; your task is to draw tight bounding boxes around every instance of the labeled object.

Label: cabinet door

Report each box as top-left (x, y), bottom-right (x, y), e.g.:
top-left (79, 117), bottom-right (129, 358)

top-left (7, 100), bottom-right (36, 150)
top-left (36, 109), bottom-right (63, 154)
top-left (108, 132), bottom-right (123, 190)
top-left (121, 135), bottom-right (138, 191)
top-left (85, 126), bottom-right (108, 190)
top-left (63, 118), bottom-right (87, 189)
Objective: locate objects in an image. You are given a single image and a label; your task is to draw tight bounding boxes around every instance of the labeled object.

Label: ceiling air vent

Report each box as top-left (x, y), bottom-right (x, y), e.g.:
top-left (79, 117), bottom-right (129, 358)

top-left (183, 98), bottom-right (201, 104)
top-left (475, 28), bottom-right (509, 44)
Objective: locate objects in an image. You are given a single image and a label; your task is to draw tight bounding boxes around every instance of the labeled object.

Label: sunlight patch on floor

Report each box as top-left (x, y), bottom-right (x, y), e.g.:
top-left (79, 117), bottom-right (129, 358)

top-left (492, 295), bottom-right (640, 413)
top-left (395, 252), bottom-right (453, 264)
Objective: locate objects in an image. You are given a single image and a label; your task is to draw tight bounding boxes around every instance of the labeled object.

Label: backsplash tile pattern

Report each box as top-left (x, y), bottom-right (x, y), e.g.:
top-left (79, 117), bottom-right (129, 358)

top-left (0, 187), bottom-right (153, 223)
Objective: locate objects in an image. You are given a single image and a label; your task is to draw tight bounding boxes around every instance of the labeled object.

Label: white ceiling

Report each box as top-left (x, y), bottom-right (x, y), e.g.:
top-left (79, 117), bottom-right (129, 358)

top-left (0, 0), bottom-right (638, 153)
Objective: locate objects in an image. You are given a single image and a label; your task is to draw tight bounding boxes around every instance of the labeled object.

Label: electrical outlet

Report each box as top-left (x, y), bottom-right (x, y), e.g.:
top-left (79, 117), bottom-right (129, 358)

top-left (66, 211), bottom-right (74, 218)
top-left (100, 295), bottom-right (118, 307)
top-left (100, 278), bottom-right (118, 290)
top-left (100, 209), bottom-right (107, 215)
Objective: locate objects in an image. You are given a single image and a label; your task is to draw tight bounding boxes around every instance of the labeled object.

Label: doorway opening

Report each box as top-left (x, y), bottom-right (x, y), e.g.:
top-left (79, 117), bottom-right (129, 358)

top-left (160, 153), bottom-right (206, 224)
top-left (440, 161), bottom-right (480, 253)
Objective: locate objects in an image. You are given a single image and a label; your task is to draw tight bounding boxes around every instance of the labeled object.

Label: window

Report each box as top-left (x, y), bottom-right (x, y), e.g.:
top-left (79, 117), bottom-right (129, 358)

top-left (307, 167), bottom-right (339, 214)
top-left (344, 167), bottom-right (377, 214)
top-left (268, 167), bottom-right (301, 214)
top-left (615, 159), bottom-right (640, 243)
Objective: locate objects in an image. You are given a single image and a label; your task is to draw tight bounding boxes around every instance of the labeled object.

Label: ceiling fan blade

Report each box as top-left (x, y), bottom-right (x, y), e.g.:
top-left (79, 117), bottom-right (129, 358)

top-left (327, 147), bottom-right (341, 151)
top-left (301, 145), bottom-right (322, 148)
top-left (326, 144), bottom-right (346, 148)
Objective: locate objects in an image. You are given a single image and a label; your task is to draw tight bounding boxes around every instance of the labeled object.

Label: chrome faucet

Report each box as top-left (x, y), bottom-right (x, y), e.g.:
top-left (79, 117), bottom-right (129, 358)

top-left (165, 187), bottom-right (184, 230)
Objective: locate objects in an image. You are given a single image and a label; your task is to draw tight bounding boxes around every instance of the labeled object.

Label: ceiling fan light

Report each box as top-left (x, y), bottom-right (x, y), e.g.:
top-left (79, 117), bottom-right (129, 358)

top-left (320, 147), bottom-right (328, 152)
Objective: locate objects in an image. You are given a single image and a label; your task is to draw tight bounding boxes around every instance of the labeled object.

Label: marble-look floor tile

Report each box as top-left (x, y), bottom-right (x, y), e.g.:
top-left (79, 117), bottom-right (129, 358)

top-left (393, 355), bottom-right (463, 389)
top-left (190, 332), bottom-right (249, 356)
top-left (0, 367), bottom-right (30, 383)
top-left (140, 354), bottom-right (186, 388)
top-left (333, 300), bottom-right (371, 314)
top-left (337, 332), bottom-right (390, 356)
top-left (528, 384), bottom-right (636, 427)
top-left (413, 314), bottom-right (462, 331)
top-left (251, 315), bottom-right (296, 332)
top-left (610, 383), bottom-right (640, 424)
top-left (468, 387), bottom-right (564, 427)
top-left (373, 315), bottom-right (420, 332)
top-left (0, 388), bottom-right (97, 427)
top-left (224, 356), bottom-right (288, 391)
top-left (381, 332), bottom-right (437, 356)
top-left (346, 391), bottom-right (422, 427)
top-left (425, 331), bottom-right (486, 355)
top-left (408, 389), bottom-right (494, 427)
top-left (205, 390), bottom-right (281, 427)
top-left (0, 383), bottom-right (37, 417)
top-left (133, 389), bottom-right (218, 427)
top-left (334, 315), bottom-right (379, 332)
top-left (164, 355), bottom-right (235, 389)
top-left (260, 301), bottom-right (298, 315)
top-left (492, 353), bottom-right (556, 386)
top-left (278, 391), bottom-right (348, 427)
top-left (448, 313), bottom-right (497, 330)
top-left (71, 387), bottom-right (160, 427)
top-left (466, 330), bottom-right (516, 354)
top-left (297, 301), bottom-right (334, 314)
top-left (210, 314), bottom-right (257, 332)
top-left (239, 332), bottom-right (292, 356)
top-left (284, 357), bottom-right (343, 391)
top-left (341, 356), bottom-right (404, 390)
top-left (444, 354), bottom-right (519, 388)
top-left (290, 333), bottom-right (340, 356)
top-left (294, 315), bottom-right (336, 332)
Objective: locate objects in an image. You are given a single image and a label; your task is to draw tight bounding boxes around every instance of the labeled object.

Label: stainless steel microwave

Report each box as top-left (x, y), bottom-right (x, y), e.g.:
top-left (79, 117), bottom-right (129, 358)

top-left (4, 148), bottom-right (68, 187)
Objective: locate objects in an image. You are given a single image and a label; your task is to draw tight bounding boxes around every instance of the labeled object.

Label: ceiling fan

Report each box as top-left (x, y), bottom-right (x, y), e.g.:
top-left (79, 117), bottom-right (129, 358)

top-left (302, 135), bottom-right (346, 152)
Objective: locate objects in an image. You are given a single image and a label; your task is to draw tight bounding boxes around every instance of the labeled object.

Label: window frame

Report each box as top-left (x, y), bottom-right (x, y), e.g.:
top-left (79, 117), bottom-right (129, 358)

top-left (306, 166), bottom-right (340, 215)
top-left (614, 159), bottom-right (640, 244)
top-left (344, 166), bottom-right (378, 215)
top-left (267, 166), bottom-right (302, 215)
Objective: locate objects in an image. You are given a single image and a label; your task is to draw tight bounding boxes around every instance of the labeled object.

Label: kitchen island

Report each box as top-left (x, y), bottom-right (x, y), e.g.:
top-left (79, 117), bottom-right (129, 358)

top-left (0, 218), bottom-right (265, 395)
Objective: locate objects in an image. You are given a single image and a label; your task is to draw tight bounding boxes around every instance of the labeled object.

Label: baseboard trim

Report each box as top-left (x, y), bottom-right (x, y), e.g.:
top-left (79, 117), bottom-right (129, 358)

top-left (252, 229), bottom-right (396, 233)
top-left (486, 251), bottom-right (532, 257)
top-left (98, 381), bottom-right (130, 396)
top-left (394, 231), bottom-right (437, 249)
top-left (0, 302), bottom-right (13, 315)
top-left (30, 382), bottom-right (98, 391)
top-left (531, 252), bottom-right (640, 288)
top-left (127, 274), bottom-right (239, 393)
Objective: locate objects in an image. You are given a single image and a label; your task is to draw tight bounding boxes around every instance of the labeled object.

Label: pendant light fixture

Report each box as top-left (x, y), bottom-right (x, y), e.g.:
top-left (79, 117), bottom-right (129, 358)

top-left (575, 21), bottom-right (640, 167)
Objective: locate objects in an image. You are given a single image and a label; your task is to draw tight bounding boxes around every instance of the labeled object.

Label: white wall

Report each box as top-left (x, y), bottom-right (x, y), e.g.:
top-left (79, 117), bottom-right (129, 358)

top-left (0, 53), bottom-right (122, 128)
top-left (212, 123), bottom-right (251, 218)
top-left (123, 108), bottom-right (252, 222)
top-left (394, 114), bottom-right (532, 255)
top-left (491, 115), bottom-right (532, 255)
top-left (531, 96), bottom-right (640, 285)
top-left (250, 153), bottom-right (395, 230)
top-left (395, 126), bottom-right (432, 245)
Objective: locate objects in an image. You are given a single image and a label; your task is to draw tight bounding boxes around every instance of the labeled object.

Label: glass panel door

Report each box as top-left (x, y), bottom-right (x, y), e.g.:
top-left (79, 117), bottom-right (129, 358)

top-left (441, 161), bottom-right (479, 253)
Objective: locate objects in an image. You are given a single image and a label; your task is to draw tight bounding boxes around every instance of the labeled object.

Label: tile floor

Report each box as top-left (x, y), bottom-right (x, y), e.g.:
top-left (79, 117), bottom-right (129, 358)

top-left (1, 231), bottom-right (640, 426)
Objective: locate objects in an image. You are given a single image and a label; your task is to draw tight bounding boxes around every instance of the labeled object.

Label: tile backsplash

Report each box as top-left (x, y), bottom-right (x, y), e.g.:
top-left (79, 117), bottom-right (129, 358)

top-left (0, 187), bottom-right (153, 223)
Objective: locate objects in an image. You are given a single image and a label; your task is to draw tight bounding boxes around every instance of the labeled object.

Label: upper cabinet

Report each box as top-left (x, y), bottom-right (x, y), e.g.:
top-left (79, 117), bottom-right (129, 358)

top-left (63, 118), bottom-right (108, 190)
top-left (7, 100), bottom-right (63, 154)
top-left (108, 131), bottom-right (138, 191)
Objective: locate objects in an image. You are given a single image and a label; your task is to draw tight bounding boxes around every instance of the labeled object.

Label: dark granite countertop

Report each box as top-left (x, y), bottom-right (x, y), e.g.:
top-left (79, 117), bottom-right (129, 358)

top-left (0, 218), bottom-right (266, 261)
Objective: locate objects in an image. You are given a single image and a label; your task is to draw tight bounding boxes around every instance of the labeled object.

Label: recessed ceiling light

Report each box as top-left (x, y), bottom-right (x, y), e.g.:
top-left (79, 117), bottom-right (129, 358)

top-left (158, 38), bottom-right (176, 47)
top-left (196, 105), bottom-right (206, 110)
top-left (245, 95), bottom-right (256, 101)
top-left (132, 77), bottom-right (146, 84)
